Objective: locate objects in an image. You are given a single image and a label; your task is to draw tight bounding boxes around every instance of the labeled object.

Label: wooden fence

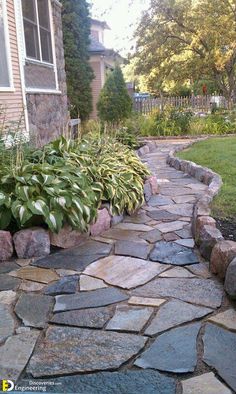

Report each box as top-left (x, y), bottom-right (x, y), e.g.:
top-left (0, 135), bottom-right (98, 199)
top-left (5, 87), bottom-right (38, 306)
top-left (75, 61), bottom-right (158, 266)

top-left (133, 95), bottom-right (228, 115)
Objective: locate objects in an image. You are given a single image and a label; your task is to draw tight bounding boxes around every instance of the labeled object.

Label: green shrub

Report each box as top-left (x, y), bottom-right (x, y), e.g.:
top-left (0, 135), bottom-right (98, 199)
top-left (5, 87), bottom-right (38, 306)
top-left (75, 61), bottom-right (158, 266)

top-left (97, 65), bottom-right (133, 124)
top-left (0, 136), bottom-right (150, 233)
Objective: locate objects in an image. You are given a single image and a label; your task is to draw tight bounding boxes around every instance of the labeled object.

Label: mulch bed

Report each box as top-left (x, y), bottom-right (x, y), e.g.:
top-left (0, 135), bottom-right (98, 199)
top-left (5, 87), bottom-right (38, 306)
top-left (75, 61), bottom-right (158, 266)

top-left (216, 218), bottom-right (236, 242)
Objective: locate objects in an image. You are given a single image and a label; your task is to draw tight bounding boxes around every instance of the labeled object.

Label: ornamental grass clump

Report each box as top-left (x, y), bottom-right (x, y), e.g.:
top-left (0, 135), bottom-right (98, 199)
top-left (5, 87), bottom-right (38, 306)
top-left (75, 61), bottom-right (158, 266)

top-left (0, 135), bottom-right (150, 233)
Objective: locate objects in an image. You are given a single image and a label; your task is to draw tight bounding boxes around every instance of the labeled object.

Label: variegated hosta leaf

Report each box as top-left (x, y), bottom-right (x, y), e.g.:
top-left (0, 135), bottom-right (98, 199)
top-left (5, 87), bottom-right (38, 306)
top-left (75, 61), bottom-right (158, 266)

top-left (45, 211), bottom-right (63, 233)
top-left (27, 199), bottom-right (49, 216)
top-left (16, 186), bottom-right (31, 201)
top-left (11, 201), bottom-right (32, 225)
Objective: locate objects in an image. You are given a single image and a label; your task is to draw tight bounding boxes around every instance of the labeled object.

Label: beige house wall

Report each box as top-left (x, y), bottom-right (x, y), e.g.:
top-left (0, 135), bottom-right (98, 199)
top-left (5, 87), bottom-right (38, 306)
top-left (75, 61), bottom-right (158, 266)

top-left (0, 0), bottom-right (25, 130)
top-left (90, 55), bottom-right (103, 120)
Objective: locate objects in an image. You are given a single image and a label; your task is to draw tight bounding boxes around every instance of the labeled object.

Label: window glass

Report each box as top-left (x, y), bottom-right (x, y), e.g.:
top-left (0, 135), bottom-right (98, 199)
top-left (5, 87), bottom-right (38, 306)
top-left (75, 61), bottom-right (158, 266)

top-left (22, 0), bottom-right (36, 22)
top-left (37, 0), bottom-right (49, 29)
top-left (23, 20), bottom-right (40, 60)
top-left (40, 29), bottom-right (52, 63)
top-left (0, 0), bottom-right (10, 87)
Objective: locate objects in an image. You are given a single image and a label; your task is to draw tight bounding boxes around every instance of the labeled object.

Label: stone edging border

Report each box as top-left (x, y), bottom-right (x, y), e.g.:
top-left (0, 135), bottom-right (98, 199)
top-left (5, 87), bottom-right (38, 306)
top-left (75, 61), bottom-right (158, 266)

top-left (166, 139), bottom-right (236, 299)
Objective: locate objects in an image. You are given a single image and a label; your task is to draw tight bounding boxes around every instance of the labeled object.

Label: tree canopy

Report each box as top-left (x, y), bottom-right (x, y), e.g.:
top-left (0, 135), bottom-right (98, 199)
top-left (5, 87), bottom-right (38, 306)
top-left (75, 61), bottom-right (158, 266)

top-left (135, 0), bottom-right (236, 102)
top-left (97, 66), bottom-right (133, 124)
top-left (62, 0), bottom-right (94, 120)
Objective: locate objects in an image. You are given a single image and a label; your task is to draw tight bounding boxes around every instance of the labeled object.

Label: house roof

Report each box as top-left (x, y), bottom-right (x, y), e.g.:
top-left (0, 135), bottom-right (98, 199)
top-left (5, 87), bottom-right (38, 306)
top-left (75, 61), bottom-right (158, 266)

top-left (90, 18), bottom-right (110, 30)
top-left (89, 36), bottom-right (107, 53)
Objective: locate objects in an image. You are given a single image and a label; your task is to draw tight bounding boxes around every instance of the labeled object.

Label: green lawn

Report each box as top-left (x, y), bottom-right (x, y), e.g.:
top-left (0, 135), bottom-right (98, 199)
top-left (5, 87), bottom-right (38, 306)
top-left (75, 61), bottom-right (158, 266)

top-left (178, 137), bottom-right (236, 219)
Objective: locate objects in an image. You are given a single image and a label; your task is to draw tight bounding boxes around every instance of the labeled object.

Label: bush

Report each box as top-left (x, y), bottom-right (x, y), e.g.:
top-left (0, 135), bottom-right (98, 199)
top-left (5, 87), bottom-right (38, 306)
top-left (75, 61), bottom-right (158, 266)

top-left (97, 65), bottom-right (133, 124)
top-left (0, 136), bottom-right (150, 233)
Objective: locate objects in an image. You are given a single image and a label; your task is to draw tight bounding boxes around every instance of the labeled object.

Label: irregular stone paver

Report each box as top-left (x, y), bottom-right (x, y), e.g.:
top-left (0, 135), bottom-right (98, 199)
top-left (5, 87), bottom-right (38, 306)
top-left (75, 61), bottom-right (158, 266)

top-left (114, 240), bottom-right (151, 259)
top-left (0, 290), bottom-right (17, 305)
top-left (106, 305), bottom-right (153, 332)
top-left (0, 274), bottom-right (20, 291)
top-left (155, 221), bottom-right (188, 234)
top-left (133, 278), bottom-right (223, 308)
top-left (15, 294), bottom-right (54, 328)
top-left (56, 269), bottom-right (79, 277)
top-left (140, 229), bottom-right (162, 243)
top-left (54, 288), bottom-right (128, 312)
top-left (163, 232), bottom-right (180, 241)
top-left (27, 326), bottom-right (147, 377)
top-left (19, 370), bottom-right (176, 394)
top-left (101, 228), bottom-right (145, 242)
top-left (32, 241), bottom-right (113, 271)
top-left (51, 307), bottom-right (112, 328)
top-left (84, 256), bottom-right (169, 289)
top-left (145, 300), bottom-right (212, 335)
top-left (10, 266), bottom-right (59, 284)
top-left (161, 203), bottom-right (193, 217)
top-left (0, 331), bottom-right (39, 380)
top-left (124, 212), bottom-right (151, 224)
top-left (147, 210), bottom-right (181, 221)
top-left (115, 223), bottom-right (154, 232)
top-left (16, 258), bottom-right (34, 267)
top-left (208, 309), bottom-right (236, 331)
top-left (150, 241), bottom-right (199, 266)
top-left (148, 195), bottom-right (174, 206)
top-left (135, 323), bottom-right (201, 373)
top-left (175, 227), bottom-right (193, 239)
top-left (182, 372), bottom-right (232, 394)
top-left (159, 267), bottom-right (196, 278)
top-left (80, 275), bottom-right (108, 291)
top-left (159, 187), bottom-right (195, 196)
top-left (19, 281), bottom-right (46, 292)
top-left (187, 263), bottom-right (212, 278)
top-left (172, 195), bottom-right (196, 204)
top-left (0, 261), bottom-right (19, 274)
top-left (128, 296), bottom-right (166, 307)
top-left (203, 323), bottom-right (236, 391)
top-left (0, 304), bottom-right (15, 342)
top-left (175, 238), bottom-right (195, 248)
top-left (44, 276), bottom-right (78, 295)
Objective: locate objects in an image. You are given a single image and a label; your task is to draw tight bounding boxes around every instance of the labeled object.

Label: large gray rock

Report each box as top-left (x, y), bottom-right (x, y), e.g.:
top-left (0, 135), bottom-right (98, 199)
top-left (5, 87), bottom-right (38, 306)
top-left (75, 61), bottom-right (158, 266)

top-left (0, 231), bottom-right (13, 261)
top-left (21, 371), bottom-right (176, 394)
top-left (133, 277), bottom-right (223, 308)
top-left (54, 287), bottom-right (128, 312)
top-left (203, 323), bottom-right (236, 392)
top-left (0, 274), bottom-right (20, 291)
top-left (32, 240), bottom-right (112, 271)
top-left (27, 326), bottom-right (147, 377)
top-left (225, 258), bottom-right (236, 299)
top-left (135, 323), bottom-right (201, 373)
top-left (210, 240), bottom-right (236, 279)
top-left (51, 307), bottom-right (112, 328)
top-left (149, 241), bottom-right (199, 266)
top-left (199, 225), bottom-right (223, 260)
top-left (15, 294), bottom-right (54, 328)
top-left (13, 227), bottom-right (50, 258)
top-left (0, 331), bottom-right (39, 380)
top-left (50, 224), bottom-right (89, 249)
top-left (145, 300), bottom-right (212, 335)
top-left (90, 208), bottom-right (111, 237)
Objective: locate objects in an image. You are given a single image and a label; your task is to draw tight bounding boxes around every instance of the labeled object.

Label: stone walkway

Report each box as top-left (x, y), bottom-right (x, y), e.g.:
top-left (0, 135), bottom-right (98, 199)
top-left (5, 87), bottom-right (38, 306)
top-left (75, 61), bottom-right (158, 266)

top-left (0, 140), bottom-right (236, 394)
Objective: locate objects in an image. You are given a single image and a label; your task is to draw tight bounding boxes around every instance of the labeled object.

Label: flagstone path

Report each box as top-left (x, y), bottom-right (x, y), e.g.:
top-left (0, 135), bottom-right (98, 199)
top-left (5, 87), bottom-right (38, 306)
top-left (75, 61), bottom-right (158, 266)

top-left (0, 140), bottom-right (236, 394)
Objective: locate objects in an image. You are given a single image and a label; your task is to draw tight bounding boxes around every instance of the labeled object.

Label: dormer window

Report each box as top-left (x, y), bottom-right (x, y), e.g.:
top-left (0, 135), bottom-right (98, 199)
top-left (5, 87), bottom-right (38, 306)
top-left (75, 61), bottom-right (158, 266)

top-left (22, 0), bottom-right (53, 64)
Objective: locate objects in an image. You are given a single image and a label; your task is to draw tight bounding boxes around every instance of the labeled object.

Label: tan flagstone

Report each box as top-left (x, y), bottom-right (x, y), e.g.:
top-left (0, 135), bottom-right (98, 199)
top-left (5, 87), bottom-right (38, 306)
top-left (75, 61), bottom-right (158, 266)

top-left (15, 259), bottom-right (32, 267)
top-left (84, 256), bottom-right (170, 289)
top-left (19, 281), bottom-right (46, 292)
top-left (114, 223), bottom-right (154, 232)
top-left (159, 267), bottom-right (196, 278)
top-left (80, 275), bottom-right (108, 291)
top-left (10, 266), bottom-right (59, 284)
top-left (56, 269), bottom-right (80, 277)
top-left (128, 296), bottom-right (166, 307)
top-left (208, 309), bottom-right (236, 332)
top-left (0, 290), bottom-right (17, 305)
top-left (155, 221), bottom-right (189, 234)
top-left (182, 372), bottom-right (231, 394)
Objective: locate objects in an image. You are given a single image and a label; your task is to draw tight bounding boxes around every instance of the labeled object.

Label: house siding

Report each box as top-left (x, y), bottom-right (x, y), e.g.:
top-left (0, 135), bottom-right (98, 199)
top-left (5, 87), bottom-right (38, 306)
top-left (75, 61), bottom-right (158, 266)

top-left (26, 0), bottom-right (68, 146)
top-left (0, 0), bottom-right (25, 130)
top-left (90, 58), bottom-right (102, 119)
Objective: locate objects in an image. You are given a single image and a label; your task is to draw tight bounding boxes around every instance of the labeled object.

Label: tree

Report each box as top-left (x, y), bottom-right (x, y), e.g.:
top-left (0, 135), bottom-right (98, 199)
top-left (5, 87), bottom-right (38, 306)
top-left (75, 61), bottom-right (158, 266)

top-left (61, 0), bottom-right (94, 120)
top-left (97, 66), bottom-right (133, 124)
top-left (135, 0), bottom-right (236, 105)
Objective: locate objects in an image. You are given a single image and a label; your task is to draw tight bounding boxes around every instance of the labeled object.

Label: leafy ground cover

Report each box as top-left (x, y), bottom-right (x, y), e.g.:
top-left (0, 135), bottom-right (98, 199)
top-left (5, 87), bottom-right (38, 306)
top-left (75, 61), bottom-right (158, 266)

top-left (178, 137), bottom-right (236, 222)
top-left (0, 135), bottom-right (149, 233)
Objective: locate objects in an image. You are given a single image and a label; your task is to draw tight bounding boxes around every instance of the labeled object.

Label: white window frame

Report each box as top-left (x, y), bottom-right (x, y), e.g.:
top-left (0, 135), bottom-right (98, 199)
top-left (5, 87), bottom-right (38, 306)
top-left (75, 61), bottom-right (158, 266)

top-left (22, 0), bottom-right (59, 93)
top-left (0, 0), bottom-right (14, 92)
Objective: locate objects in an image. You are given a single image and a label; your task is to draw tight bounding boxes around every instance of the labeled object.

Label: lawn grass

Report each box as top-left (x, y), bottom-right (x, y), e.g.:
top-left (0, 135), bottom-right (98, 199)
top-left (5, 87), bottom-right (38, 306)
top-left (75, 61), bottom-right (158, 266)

top-left (178, 137), bottom-right (236, 219)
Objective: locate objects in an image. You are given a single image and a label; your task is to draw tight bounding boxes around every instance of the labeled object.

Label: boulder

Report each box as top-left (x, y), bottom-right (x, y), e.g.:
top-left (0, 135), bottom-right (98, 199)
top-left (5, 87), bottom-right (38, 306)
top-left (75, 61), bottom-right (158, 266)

top-left (225, 258), bottom-right (236, 299)
top-left (50, 224), bottom-right (88, 249)
top-left (13, 228), bottom-right (50, 259)
top-left (144, 176), bottom-right (159, 200)
top-left (210, 241), bottom-right (236, 279)
top-left (195, 216), bottom-right (216, 240)
top-left (199, 225), bottom-right (224, 260)
top-left (0, 231), bottom-right (13, 261)
top-left (90, 209), bottom-right (111, 237)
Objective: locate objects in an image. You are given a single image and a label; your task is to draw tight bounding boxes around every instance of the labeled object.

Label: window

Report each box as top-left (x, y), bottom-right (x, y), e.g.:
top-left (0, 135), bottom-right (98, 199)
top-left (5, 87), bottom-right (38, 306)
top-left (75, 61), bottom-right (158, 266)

top-left (22, 0), bottom-right (53, 64)
top-left (0, 0), bottom-right (11, 88)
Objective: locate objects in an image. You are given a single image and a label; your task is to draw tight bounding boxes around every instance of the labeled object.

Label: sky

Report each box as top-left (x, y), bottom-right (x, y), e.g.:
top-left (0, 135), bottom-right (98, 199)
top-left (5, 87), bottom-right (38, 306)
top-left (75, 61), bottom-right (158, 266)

top-left (88, 0), bottom-right (150, 56)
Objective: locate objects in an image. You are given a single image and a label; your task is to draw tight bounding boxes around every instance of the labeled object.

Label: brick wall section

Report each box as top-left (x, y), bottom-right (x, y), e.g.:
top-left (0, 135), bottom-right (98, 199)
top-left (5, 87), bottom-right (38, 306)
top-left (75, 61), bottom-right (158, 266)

top-left (90, 60), bottom-right (102, 119)
top-left (26, 0), bottom-right (68, 146)
top-left (0, 0), bottom-right (25, 129)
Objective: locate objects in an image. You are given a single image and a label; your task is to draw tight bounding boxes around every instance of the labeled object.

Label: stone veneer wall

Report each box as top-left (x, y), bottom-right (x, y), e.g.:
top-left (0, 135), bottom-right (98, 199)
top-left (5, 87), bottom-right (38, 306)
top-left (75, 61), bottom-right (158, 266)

top-left (26, 0), bottom-right (68, 147)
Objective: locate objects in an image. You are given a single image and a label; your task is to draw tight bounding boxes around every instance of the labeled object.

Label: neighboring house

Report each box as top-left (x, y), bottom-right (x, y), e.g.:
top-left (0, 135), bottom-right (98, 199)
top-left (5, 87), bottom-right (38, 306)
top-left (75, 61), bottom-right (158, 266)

top-left (0, 0), bottom-right (68, 146)
top-left (89, 18), bottom-right (121, 119)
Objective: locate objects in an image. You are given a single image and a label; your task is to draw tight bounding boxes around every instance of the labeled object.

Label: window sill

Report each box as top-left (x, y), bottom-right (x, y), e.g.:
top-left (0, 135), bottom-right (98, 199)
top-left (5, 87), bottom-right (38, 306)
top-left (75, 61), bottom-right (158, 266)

top-left (25, 88), bottom-right (62, 95)
top-left (0, 87), bottom-right (15, 93)
top-left (25, 58), bottom-right (54, 69)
